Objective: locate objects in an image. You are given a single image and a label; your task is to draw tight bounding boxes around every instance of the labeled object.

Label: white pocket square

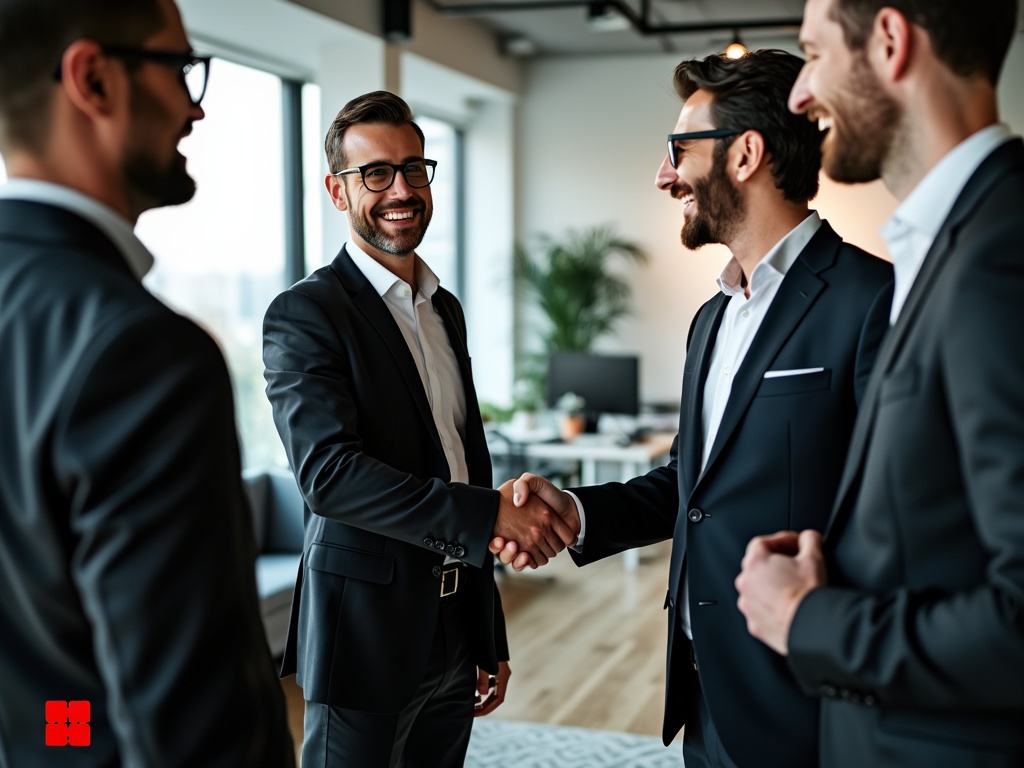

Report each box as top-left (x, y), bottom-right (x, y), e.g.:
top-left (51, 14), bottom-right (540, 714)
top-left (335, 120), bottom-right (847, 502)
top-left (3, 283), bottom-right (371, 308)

top-left (763, 367), bottom-right (825, 379)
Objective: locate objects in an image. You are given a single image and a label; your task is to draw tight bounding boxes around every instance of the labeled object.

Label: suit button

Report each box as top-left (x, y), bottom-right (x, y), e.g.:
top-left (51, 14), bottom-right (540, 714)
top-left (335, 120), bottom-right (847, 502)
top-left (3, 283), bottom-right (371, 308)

top-left (423, 538), bottom-right (434, 548)
top-left (455, 546), bottom-right (466, 558)
top-left (431, 566), bottom-right (441, 577)
top-left (446, 544), bottom-right (456, 555)
top-left (435, 540), bottom-right (446, 551)
top-left (687, 508), bottom-right (704, 523)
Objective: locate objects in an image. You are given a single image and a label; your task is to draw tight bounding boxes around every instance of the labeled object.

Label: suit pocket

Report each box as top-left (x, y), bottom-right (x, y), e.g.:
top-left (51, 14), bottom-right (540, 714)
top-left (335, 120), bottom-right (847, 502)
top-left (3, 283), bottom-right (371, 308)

top-left (306, 542), bottom-right (395, 585)
top-left (880, 366), bottom-right (919, 403)
top-left (755, 368), bottom-right (831, 397)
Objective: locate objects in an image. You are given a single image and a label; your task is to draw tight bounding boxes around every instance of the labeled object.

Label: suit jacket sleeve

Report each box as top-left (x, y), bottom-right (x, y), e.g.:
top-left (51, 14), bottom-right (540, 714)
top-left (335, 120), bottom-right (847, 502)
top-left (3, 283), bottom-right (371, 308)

top-left (55, 308), bottom-right (294, 766)
top-left (263, 286), bottom-right (499, 569)
top-left (787, 220), bottom-right (1024, 713)
top-left (568, 440), bottom-right (680, 565)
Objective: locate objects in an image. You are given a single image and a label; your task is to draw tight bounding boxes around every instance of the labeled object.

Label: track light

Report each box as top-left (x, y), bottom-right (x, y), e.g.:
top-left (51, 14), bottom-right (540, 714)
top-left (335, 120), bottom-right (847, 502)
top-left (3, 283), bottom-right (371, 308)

top-left (586, 1), bottom-right (631, 32)
top-left (725, 30), bottom-right (747, 59)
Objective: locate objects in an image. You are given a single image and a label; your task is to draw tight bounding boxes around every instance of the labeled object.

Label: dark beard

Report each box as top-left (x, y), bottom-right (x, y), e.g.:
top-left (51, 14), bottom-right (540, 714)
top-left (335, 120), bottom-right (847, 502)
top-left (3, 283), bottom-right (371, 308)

top-left (682, 146), bottom-right (744, 250)
top-left (350, 199), bottom-right (432, 256)
top-left (821, 52), bottom-right (901, 184)
top-left (123, 150), bottom-right (197, 209)
top-left (124, 83), bottom-right (196, 209)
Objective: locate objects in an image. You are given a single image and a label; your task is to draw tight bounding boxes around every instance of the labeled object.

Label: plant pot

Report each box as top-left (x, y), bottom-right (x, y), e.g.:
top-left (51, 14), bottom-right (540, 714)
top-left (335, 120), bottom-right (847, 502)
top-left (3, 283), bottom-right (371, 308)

top-left (559, 414), bottom-right (587, 442)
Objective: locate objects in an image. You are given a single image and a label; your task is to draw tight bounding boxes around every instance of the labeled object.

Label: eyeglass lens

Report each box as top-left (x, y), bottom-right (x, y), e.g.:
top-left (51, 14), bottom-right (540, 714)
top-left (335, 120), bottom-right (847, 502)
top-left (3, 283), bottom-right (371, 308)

top-left (363, 163), bottom-right (433, 191)
top-left (182, 59), bottom-right (208, 104)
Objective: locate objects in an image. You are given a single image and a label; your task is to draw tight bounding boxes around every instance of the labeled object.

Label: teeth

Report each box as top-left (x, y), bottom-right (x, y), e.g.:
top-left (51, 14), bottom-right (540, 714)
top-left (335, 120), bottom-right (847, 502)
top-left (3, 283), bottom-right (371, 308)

top-left (383, 211), bottom-right (414, 221)
top-left (682, 196), bottom-right (695, 205)
top-left (818, 116), bottom-right (833, 132)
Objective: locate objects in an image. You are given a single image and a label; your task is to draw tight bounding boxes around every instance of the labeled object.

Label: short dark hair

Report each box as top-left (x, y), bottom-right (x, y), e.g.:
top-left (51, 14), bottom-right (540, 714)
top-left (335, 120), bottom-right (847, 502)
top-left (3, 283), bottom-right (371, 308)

top-left (0, 0), bottom-right (164, 154)
top-left (324, 90), bottom-right (425, 174)
top-left (674, 49), bottom-right (822, 203)
top-left (829, 0), bottom-right (1018, 83)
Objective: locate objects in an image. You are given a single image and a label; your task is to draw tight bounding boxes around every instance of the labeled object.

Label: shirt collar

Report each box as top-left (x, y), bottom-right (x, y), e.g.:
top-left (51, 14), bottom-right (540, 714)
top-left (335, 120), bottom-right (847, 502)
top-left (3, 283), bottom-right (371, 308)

top-left (0, 178), bottom-right (154, 280)
top-left (718, 210), bottom-right (821, 297)
top-left (346, 240), bottom-right (440, 300)
top-left (884, 123), bottom-right (1014, 246)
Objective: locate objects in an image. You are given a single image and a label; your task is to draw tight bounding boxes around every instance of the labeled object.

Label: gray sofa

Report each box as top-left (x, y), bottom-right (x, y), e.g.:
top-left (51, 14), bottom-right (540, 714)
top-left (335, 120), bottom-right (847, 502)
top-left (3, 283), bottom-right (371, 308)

top-left (242, 467), bottom-right (305, 659)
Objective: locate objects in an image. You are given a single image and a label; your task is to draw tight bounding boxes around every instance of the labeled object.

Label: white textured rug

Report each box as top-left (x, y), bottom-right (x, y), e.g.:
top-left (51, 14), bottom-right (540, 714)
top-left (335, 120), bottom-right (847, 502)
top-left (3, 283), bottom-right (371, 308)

top-left (465, 719), bottom-right (683, 767)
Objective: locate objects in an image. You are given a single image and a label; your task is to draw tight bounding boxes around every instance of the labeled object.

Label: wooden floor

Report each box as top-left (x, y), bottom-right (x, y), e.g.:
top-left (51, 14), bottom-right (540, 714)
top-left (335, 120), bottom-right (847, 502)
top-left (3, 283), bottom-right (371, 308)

top-left (280, 540), bottom-right (678, 761)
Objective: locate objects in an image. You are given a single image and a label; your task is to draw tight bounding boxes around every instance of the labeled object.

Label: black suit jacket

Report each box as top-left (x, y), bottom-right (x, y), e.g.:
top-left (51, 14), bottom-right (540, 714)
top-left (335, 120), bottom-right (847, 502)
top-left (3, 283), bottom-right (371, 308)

top-left (570, 220), bottom-right (892, 767)
top-left (788, 140), bottom-right (1024, 768)
top-left (0, 200), bottom-right (294, 767)
top-left (263, 246), bottom-right (507, 714)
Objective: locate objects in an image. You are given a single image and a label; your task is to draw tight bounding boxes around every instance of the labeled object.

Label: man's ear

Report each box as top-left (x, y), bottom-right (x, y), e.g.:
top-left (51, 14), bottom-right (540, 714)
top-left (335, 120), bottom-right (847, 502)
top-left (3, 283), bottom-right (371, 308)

top-left (325, 173), bottom-right (349, 212)
top-left (732, 130), bottom-right (766, 184)
top-left (58, 40), bottom-right (121, 118)
top-left (870, 7), bottom-right (912, 83)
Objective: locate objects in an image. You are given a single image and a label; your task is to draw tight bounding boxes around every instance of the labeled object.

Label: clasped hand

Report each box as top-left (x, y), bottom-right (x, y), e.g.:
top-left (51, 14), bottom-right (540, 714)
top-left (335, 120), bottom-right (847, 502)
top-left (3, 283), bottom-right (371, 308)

top-left (491, 474), bottom-right (580, 570)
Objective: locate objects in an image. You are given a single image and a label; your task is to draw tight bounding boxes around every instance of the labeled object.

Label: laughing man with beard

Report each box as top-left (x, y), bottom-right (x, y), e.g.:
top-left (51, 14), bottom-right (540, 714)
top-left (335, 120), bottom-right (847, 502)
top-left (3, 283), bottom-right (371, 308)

top-left (262, 90), bottom-right (578, 768)
top-left (492, 50), bottom-right (892, 768)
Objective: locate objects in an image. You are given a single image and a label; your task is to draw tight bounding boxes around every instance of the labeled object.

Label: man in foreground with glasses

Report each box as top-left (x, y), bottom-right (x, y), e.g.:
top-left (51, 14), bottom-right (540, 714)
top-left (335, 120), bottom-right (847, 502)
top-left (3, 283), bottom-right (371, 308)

top-left (0, 0), bottom-right (293, 765)
top-left (262, 90), bottom-right (576, 767)
top-left (492, 50), bottom-right (892, 767)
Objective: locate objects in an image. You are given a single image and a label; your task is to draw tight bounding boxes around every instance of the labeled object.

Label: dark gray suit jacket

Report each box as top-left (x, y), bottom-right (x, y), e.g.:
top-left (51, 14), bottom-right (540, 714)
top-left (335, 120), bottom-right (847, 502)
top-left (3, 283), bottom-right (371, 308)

top-left (263, 247), bottom-right (507, 714)
top-left (788, 140), bottom-right (1024, 768)
top-left (0, 200), bottom-right (294, 767)
top-left (570, 220), bottom-right (892, 767)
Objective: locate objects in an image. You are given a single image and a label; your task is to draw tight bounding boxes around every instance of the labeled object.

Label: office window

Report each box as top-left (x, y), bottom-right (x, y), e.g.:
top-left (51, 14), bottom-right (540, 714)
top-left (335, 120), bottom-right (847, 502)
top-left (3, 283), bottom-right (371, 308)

top-left (137, 58), bottom-right (310, 470)
top-left (416, 116), bottom-right (463, 298)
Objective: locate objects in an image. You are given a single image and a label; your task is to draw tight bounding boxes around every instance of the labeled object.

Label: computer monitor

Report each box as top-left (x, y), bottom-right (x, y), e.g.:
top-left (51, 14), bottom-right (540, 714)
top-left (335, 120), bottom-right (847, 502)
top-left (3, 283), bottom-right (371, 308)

top-left (546, 352), bottom-right (639, 429)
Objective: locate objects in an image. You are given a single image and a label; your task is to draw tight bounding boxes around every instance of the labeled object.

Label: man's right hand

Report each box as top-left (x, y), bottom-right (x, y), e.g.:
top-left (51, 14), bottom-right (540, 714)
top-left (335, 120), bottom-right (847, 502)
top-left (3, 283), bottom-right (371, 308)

top-left (490, 474), bottom-right (581, 570)
top-left (492, 477), bottom-right (578, 568)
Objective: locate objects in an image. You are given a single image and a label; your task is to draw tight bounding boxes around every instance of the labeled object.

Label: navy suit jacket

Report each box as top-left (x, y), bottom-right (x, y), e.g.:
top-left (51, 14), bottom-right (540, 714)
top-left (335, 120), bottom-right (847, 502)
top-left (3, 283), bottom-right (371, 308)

top-left (570, 220), bottom-right (892, 766)
top-left (263, 246), bottom-right (507, 714)
top-left (0, 200), bottom-right (293, 767)
top-left (788, 139), bottom-right (1024, 768)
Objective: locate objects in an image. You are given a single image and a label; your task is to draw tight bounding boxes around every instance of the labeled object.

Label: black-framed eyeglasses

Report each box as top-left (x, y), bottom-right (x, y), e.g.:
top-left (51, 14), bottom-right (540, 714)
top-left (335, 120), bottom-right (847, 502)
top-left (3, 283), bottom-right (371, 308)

top-left (332, 160), bottom-right (437, 192)
top-left (667, 128), bottom-right (743, 168)
top-left (53, 45), bottom-right (212, 106)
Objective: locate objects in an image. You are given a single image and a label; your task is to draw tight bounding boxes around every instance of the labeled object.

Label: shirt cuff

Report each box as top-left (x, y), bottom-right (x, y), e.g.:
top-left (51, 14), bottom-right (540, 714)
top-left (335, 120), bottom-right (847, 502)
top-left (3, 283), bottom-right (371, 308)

top-left (564, 490), bottom-right (586, 551)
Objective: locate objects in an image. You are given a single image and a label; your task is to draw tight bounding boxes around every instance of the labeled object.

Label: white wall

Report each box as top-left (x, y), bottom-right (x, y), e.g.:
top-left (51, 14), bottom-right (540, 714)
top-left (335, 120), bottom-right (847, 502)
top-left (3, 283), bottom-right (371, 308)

top-left (518, 26), bottom-right (1024, 406)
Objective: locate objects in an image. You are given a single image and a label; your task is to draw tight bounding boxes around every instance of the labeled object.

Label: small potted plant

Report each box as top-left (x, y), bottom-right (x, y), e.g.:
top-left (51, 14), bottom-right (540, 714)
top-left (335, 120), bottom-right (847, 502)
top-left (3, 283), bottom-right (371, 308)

top-left (555, 391), bottom-right (587, 442)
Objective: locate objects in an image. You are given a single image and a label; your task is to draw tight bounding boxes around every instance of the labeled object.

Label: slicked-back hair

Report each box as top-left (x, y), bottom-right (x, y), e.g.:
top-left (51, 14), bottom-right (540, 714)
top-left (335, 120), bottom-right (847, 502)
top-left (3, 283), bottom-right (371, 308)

top-left (674, 49), bottom-right (822, 203)
top-left (0, 0), bottom-right (165, 154)
top-left (829, 0), bottom-right (1018, 83)
top-left (324, 90), bottom-right (425, 174)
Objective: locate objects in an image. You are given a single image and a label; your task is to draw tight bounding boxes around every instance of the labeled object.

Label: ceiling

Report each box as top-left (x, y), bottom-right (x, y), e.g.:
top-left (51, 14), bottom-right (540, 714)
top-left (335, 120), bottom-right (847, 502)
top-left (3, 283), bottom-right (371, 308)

top-left (420, 0), bottom-right (808, 58)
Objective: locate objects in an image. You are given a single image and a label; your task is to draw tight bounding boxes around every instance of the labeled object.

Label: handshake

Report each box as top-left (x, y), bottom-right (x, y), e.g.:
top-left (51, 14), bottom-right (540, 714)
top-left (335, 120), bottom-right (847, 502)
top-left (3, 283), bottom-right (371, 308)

top-left (490, 474), bottom-right (581, 571)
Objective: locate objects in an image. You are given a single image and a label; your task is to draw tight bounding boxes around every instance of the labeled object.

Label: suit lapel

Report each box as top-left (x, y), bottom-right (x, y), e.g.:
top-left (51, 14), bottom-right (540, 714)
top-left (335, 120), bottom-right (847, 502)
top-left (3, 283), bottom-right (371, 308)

top-left (826, 139), bottom-right (1024, 537)
top-left (698, 222), bottom-right (836, 484)
top-left (680, 294), bottom-right (727, 494)
top-left (329, 248), bottom-right (445, 456)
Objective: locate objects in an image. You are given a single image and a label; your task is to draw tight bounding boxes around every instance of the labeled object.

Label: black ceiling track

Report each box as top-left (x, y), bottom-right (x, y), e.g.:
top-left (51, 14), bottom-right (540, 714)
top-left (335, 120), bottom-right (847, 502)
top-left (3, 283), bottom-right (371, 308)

top-left (421, 1), bottom-right (803, 37)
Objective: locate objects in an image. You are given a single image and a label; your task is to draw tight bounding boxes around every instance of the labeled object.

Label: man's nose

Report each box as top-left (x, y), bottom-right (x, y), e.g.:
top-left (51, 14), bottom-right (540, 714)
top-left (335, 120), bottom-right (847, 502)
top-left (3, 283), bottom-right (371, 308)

top-left (655, 153), bottom-right (677, 191)
top-left (789, 66), bottom-right (813, 115)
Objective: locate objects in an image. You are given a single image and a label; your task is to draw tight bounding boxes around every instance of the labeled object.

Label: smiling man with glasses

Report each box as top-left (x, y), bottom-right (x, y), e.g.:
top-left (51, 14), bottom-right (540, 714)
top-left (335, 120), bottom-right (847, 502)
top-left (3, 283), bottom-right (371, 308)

top-left (263, 90), bottom-right (576, 767)
top-left (0, 0), bottom-right (294, 765)
top-left (492, 49), bottom-right (892, 768)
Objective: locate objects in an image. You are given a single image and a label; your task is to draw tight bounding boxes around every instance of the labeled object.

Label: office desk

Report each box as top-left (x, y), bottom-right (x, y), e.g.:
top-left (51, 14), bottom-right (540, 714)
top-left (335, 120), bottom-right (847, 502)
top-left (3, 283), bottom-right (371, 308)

top-left (516, 431), bottom-right (676, 571)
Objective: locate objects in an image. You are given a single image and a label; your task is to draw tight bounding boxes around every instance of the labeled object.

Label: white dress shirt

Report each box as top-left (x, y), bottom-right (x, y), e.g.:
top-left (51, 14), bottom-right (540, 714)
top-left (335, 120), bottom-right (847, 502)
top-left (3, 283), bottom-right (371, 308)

top-left (0, 178), bottom-right (154, 279)
top-left (345, 242), bottom-right (469, 482)
top-left (574, 212), bottom-right (823, 639)
top-left (882, 123), bottom-right (1015, 323)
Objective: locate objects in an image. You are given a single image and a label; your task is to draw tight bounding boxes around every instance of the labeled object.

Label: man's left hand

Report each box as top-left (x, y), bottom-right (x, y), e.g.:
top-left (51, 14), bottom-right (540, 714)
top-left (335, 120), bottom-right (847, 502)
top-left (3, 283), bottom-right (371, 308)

top-left (735, 529), bottom-right (826, 655)
top-left (474, 661), bottom-right (511, 717)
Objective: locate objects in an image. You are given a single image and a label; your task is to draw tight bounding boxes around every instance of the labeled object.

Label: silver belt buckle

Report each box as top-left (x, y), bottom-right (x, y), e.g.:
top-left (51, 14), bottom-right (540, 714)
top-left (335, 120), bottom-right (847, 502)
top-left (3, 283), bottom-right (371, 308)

top-left (440, 567), bottom-right (459, 597)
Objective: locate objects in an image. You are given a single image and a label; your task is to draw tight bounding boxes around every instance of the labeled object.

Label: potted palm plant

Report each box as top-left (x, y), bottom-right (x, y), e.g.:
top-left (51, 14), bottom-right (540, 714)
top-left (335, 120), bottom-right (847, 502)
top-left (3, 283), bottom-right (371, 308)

top-left (515, 225), bottom-right (648, 353)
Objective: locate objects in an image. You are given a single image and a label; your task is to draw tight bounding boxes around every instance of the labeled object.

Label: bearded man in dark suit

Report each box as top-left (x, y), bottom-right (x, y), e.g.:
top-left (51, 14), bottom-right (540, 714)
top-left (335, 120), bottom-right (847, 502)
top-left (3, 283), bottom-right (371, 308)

top-left (737, 1), bottom-right (1024, 766)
